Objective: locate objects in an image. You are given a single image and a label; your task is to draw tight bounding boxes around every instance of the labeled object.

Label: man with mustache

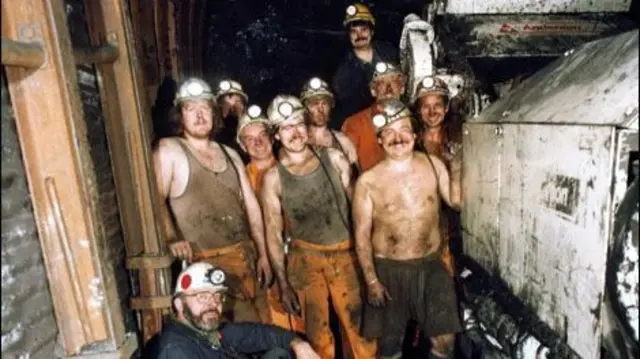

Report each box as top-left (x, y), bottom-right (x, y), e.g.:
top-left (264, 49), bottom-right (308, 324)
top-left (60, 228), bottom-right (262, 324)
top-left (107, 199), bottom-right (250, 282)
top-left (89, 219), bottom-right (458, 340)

top-left (353, 99), bottom-right (462, 359)
top-left (261, 95), bottom-right (377, 358)
top-left (332, 3), bottom-right (398, 125)
top-left (300, 77), bottom-right (359, 174)
top-left (148, 262), bottom-right (320, 359)
top-left (414, 76), bottom-right (464, 277)
top-left (236, 105), bottom-right (305, 333)
top-left (341, 62), bottom-right (407, 172)
top-left (153, 77), bottom-right (272, 324)
top-left (215, 79), bottom-right (249, 162)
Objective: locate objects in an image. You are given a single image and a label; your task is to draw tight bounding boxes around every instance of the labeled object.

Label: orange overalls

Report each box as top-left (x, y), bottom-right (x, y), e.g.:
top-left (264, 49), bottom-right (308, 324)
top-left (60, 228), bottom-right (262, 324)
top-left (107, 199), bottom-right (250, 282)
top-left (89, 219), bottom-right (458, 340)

top-left (341, 105), bottom-right (386, 172)
top-left (286, 240), bottom-right (377, 359)
top-left (246, 159), bottom-right (305, 333)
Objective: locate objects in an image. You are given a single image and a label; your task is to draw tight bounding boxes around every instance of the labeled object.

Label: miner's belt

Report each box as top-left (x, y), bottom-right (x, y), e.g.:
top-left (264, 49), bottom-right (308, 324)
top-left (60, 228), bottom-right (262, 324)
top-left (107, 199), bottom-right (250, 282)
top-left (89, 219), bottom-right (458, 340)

top-left (194, 240), bottom-right (253, 260)
top-left (289, 239), bottom-right (353, 256)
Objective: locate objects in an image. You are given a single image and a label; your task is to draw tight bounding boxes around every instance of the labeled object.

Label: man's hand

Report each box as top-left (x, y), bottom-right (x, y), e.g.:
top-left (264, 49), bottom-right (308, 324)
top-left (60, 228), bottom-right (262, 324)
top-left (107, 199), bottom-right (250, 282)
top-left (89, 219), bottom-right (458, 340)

top-left (367, 280), bottom-right (391, 307)
top-left (256, 255), bottom-right (273, 288)
top-left (290, 338), bottom-right (321, 359)
top-left (169, 240), bottom-right (193, 262)
top-left (280, 284), bottom-right (301, 316)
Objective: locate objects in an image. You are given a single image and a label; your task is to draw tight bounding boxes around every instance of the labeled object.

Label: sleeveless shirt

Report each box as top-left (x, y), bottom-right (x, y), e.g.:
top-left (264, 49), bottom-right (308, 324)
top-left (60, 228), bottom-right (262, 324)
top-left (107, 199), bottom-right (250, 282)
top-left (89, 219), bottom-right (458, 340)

top-left (169, 140), bottom-right (251, 251)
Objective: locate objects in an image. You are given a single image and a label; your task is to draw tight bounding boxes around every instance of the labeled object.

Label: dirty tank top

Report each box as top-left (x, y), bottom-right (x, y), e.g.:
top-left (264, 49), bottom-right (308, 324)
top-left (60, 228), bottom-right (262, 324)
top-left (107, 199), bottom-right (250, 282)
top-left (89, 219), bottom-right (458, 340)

top-left (169, 140), bottom-right (251, 251)
top-left (278, 148), bottom-right (351, 245)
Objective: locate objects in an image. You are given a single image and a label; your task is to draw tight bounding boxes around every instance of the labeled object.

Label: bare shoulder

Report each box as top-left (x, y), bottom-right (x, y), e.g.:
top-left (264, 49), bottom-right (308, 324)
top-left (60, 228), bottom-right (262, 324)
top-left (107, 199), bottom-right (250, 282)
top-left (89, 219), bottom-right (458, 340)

top-left (220, 143), bottom-right (243, 163)
top-left (333, 131), bottom-right (351, 144)
top-left (155, 137), bottom-right (185, 159)
top-left (355, 168), bottom-right (375, 190)
top-left (262, 165), bottom-right (281, 190)
top-left (326, 147), bottom-right (349, 164)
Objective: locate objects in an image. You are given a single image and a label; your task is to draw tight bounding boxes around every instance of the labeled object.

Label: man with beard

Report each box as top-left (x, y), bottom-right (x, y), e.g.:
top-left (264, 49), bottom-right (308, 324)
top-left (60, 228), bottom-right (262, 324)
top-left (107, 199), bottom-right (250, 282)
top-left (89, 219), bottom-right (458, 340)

top-left (341, 62), bottom-right (407, 172)
top-left (353, 99), bottom-right (462, 359)
top-left (333, 3), bottom-right (398, 124)
top-left (413, 76), bottom-right (463, 277)
top-left (154, 77), bottom-right (271, 324)
top-left (215, 79), bottom-right (249, 162)
top-left (300, 77), bottom-right (359, 174)
top-left (236, 105), bottom-right (305, 333)
top-left (147, 262), bottom-right (320, 359)
top-left (261, 95), bottom-right (377, 358)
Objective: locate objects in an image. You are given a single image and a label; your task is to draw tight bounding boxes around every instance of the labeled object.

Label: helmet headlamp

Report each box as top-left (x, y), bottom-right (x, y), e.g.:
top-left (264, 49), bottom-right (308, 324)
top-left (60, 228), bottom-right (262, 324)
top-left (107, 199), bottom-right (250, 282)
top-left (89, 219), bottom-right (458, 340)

top-left (219, 80), bottom-right (232, 91)
top-left (375, 62), bottom-right (388, 74)
top-left (207, 268), bottom-right (226, 285)
top-left (346, 5), bottom-right (357, 16)
top-left (186, 82), bottom-right (204, 96)
top-left (278, 102), bottom-right (294, 117)
top-left (422, 77), bottom-right (435, 89)
top-left (248, 105), bottom-right (262, 118)
top-left (309, 77), bottom-right (322, 90)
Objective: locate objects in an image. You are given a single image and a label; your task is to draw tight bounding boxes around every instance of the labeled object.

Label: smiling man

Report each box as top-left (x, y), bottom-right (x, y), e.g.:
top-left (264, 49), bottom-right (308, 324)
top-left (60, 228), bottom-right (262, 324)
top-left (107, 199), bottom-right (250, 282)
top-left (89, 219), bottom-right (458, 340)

top-left (261, 95), bottom-right (376, 358)
top-left (352, 99), bottom-right (462, 359)
top-left (153, 77), bottom-right (272, 324)
top-left (148, 262), bottom-right (319, 359)
top-left (333, 3), bottom-right (398, 123)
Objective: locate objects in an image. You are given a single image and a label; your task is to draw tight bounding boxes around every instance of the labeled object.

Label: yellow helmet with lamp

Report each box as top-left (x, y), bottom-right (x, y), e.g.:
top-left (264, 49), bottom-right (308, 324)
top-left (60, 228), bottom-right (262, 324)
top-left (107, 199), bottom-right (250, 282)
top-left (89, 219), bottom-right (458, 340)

top-left (216, 79), bottom-right (249, 104)
top-left (175, 77), bottom-right (215, 105)
top-left (300, 77), bottom-right (334, 104)
top-left (236, 104), bottom-right (270, 146)
top-left (371, 99), bottom-right (413, 135)
top-left (266, 95), bottom-right (306, 129)
top-left (343, 3), bottom-right (375, 27)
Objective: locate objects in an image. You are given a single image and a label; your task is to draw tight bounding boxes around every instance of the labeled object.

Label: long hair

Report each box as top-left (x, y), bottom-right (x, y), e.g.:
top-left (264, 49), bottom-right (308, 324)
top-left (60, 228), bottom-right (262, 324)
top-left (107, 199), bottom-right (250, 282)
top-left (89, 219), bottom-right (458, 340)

top-left (170, 99), bottom-right (224, 138)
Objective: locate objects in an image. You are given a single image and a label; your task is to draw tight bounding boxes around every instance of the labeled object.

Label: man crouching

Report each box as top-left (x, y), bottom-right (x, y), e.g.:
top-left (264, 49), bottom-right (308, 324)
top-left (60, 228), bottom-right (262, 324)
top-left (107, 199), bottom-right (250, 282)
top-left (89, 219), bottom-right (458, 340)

top-left (147, 262), bottom-right (319, 359)
top-left (353, 99), bottom-right (462, 359)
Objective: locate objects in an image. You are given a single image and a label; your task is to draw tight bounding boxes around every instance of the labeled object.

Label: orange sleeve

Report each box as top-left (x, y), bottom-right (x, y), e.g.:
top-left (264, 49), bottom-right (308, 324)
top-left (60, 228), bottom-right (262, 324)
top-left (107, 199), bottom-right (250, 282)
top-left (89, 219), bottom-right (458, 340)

top-left (341, 116), bottom-right (359, 150)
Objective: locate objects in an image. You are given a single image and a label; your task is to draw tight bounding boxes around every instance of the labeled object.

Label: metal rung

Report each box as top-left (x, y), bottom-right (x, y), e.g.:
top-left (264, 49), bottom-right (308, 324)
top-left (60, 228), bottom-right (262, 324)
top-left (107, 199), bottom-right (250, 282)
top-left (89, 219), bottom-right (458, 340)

top-left (130, 296), bottom-right (172, 310)
top-left (1, 38), bottom-right (45, 68)
top-left (2, 38), bottom-right (119, 67)
top-left (126, 255), bottom-right (173, 270)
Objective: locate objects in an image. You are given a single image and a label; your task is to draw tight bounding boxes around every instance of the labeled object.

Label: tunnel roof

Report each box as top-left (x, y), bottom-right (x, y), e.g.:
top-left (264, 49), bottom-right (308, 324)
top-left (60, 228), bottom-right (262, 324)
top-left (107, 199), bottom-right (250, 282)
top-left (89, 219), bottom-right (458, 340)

top-left (470, 29), bottom-right (639, 130)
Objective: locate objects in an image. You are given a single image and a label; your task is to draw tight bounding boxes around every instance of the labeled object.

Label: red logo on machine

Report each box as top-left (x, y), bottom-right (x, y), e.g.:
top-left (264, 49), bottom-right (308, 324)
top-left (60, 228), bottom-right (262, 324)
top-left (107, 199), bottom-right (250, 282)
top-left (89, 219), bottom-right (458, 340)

top-left (499, 23), bottom-right (518, 33)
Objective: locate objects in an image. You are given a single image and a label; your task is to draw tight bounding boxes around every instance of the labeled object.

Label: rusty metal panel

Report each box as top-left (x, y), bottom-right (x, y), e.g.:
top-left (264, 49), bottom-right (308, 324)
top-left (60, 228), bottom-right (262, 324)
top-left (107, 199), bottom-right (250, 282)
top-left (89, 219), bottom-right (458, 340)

top-left (443, 0), bottom-right (631, 14)
top-left (470, 30), bottom-right (639, 129)
top-left (463, 122), bottom-right (616, 358)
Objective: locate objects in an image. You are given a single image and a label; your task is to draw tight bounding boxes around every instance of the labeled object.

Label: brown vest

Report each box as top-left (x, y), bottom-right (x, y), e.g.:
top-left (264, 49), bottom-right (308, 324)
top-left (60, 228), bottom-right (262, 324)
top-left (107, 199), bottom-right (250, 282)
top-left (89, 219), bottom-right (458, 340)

top-left (278, 148), bottom-right (351, 245)
top-left (169, 140), bottom-right (251, 251)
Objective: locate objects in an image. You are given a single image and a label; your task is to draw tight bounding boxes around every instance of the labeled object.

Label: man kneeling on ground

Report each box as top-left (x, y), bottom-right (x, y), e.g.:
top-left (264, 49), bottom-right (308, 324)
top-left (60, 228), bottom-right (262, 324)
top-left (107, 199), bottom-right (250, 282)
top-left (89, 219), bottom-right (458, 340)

top-left (147, 262), bottom-right (320, 359)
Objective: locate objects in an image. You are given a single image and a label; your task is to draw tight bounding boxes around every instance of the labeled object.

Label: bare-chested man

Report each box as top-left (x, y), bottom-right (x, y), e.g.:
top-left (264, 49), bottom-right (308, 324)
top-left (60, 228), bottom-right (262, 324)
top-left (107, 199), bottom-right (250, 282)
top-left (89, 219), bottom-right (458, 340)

top-left (353, 99), bottom-right (462, 359)
top-left (300, 77), bottom-right (359, 175)
top-left (153, 77), bottom-right (271, 323)
top-left (414, 76), bottom-right (464, 277)
top-left (261, 95), bottom-right (376, 358)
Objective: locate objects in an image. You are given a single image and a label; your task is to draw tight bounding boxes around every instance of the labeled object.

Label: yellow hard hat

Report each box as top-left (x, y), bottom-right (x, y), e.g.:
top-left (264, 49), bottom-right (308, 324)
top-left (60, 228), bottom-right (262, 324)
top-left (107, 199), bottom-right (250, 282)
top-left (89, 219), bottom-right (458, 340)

top-left (175, 77), bottom-right (215, 105)
top-left (236, 104), bottom-right (270, 146)
top-left (371, 99), bottom-right (413, 134)
top-left (343, 3), bottom-right (375, 27)
top-left (414, 76), bottom-right (450, 104)
top-left (300, 77), bottom-right (334, 104)
top-left (215, 79), bottom-right (248, 103)
top-left (266, 95), bottom-right (306, 128)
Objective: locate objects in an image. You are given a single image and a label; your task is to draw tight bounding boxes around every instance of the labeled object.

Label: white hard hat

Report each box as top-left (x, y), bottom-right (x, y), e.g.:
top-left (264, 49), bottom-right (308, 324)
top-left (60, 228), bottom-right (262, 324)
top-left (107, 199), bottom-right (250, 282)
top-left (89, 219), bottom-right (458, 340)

top-left (300, 77), bottom-right (334, 104)
top-left (175, 77), bottom-right (215, 105)
top-left (174, 262), bottom-right (228, 296)
top-left (414, 76), bottom-right (450, 104)
top-left (371, 99), bottom-right (413, 134)
top-left (266, 94), bottom-right (306, 128)
top-left (216, 79), bottom-right (248, 103)
top-left (236, 104), bottom-right (270, 146)
top-left (371, 62), bottom-right (404, 85)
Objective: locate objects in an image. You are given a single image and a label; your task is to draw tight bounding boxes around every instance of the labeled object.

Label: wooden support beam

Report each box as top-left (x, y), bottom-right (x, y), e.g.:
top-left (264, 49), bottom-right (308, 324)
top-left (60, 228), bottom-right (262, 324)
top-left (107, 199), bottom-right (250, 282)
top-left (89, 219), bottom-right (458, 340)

top-left (2, 0), bottom-right (127, 355)
top-left (1, 37), bottom-right (45, 67)
top-left (83, 0), bottom-right (172, 344)
top-left (73, 43), bottom-right (118, 65)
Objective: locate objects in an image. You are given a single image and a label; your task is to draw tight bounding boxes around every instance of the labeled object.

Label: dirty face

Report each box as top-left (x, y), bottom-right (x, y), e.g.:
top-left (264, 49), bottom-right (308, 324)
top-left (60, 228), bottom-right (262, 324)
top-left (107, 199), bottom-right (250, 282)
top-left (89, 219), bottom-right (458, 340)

top-left (239, 123), bottom-right (273, 161)
top-left (175, 290), bottom-right (226, 332)
top-left (276, 116), bottom-right (308, 153)
top-left (378, 117), bottom-right (416, 159)
top-left (348, 23), bottom-right (373, 50)
top-left (305, 96), bottom-right (332, 127)
top-left (221, 93), bottom-right (246, 118)
top-left (418, 94), bottom-right (448, 128)
top-left (371, 74), bottom-right (405, 101)
top-left (181, 99), bottom-right (214, 139)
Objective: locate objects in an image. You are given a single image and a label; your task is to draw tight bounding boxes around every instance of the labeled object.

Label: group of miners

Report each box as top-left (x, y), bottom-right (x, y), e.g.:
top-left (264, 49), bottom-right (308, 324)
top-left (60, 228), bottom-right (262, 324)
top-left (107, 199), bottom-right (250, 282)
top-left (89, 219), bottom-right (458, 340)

top-left (147, 3), bottom-right (464, 359)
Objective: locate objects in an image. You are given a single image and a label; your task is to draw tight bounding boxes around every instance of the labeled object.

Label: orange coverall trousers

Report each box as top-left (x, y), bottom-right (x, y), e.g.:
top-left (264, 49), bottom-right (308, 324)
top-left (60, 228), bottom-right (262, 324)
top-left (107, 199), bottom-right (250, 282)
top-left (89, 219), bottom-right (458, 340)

top-left (286, 239), bottom-right (377, 359)
top-left (195, 240), bottom-right (269, 323)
